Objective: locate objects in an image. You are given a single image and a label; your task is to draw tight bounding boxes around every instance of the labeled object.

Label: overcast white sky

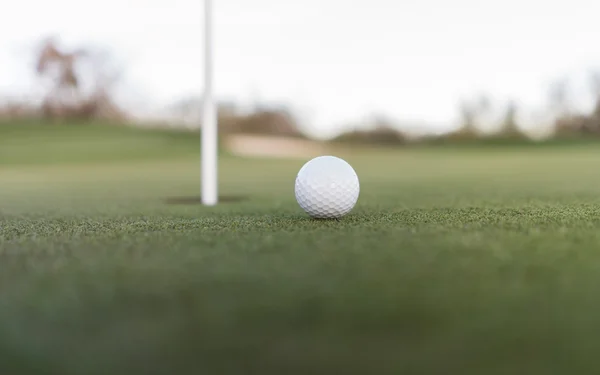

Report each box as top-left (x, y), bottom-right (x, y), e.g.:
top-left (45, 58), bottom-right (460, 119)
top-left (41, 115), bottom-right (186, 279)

top-left (1, 0), bottom-right (600, 137)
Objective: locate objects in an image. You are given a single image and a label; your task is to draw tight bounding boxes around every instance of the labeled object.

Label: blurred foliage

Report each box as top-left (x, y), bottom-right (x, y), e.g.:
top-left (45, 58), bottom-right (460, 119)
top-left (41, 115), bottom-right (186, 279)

top-left (5, 37), bottom-right (600, 147)
top-left (332, 116), bottom-right (407, 145)
top-left (332, 126), bottom-right (407, 145)
top-left (218, 108), bottom-right (304, 138)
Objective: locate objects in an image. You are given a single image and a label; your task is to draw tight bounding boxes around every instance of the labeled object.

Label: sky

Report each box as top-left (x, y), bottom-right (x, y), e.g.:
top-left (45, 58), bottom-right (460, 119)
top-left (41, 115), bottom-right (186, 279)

top-left (1, 0), bottom-right (600, 137)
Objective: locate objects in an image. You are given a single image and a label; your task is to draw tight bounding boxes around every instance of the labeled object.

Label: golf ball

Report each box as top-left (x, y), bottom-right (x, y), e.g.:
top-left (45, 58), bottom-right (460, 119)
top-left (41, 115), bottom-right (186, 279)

top-left (295, 155), bottom-right (360, 219)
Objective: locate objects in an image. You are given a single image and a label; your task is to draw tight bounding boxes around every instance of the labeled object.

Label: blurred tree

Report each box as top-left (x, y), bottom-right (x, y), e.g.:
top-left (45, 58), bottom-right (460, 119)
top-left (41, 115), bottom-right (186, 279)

top-left (500, 100), bottom-right (520, 137)
top-left (548, 78), bottom-right (570, 117)
top-left (589, 71), bottom-right (600, 117)
top-left (580, 71), bottom-right (600, 134)
top-left (34, 37), bottom-right (125, 121)
top-left (450, 96), bottom-right (489, 140)
top-left (548, 78), bottom-right (583, 136)
top-left (459, 100), bottom-right (477, 133)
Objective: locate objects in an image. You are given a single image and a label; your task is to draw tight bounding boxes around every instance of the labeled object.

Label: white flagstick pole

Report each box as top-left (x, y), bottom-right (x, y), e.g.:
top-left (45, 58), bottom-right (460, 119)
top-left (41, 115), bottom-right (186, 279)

top-left (202, 0), bottom-right (217, 205)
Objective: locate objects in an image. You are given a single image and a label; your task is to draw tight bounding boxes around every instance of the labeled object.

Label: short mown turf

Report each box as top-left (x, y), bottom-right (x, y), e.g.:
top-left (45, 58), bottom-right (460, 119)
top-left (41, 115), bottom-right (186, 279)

top-left (2, 124), bottom-right (600, 374)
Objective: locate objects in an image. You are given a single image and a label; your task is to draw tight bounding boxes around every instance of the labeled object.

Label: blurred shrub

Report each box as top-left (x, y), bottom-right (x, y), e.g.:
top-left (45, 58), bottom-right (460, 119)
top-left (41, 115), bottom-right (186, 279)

top-left (218, 109), bottom-right (304, 138)
top-left (554, 114), bottom-right (600, 137)
top-left (0, 102), bottom-right (39, 120)
top-left (440, 127), bottom-right (479, 142)
top-left (333, 125), bottom-right (407, 145)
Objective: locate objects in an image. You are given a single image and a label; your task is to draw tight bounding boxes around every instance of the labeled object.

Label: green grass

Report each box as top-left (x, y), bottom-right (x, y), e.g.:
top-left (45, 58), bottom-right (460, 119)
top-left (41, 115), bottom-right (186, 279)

top-left (3, 123), bottom-right (600, 374)
top-left (0, 121), bottom-right (203, 165)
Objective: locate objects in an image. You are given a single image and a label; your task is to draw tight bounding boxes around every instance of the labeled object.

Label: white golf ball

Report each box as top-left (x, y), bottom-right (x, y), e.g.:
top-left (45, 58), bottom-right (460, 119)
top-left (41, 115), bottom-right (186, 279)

top-left (295, 155), bottom-right (360, 219)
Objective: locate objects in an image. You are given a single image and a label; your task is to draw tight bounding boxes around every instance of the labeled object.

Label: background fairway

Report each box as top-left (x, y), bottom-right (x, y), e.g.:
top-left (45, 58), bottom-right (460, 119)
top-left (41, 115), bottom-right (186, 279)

top-left (2, 124), bottom-right (600, 374)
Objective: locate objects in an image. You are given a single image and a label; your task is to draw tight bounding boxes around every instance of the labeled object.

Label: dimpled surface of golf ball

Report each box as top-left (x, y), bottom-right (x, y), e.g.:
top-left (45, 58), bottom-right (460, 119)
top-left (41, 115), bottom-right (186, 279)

top-left (295, 155), bottom-right (360, 218)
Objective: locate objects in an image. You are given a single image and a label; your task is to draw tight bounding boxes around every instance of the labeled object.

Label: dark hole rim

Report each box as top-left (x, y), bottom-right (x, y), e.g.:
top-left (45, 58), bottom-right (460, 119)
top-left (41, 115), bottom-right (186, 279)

top-left (163, 195), bottom-right (249, 205)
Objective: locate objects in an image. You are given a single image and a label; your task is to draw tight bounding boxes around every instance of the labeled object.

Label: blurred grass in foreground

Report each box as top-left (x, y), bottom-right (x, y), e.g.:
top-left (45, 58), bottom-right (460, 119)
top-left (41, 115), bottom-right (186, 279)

top-left (2, 122), bottom-right (600, 374)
